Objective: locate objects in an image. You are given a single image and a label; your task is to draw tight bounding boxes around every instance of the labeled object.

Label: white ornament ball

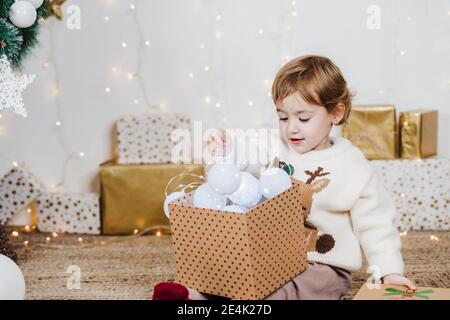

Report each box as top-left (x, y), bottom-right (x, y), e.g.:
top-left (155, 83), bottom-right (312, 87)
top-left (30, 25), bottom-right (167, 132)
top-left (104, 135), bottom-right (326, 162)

top-left (0, 254), bottom-right (25, 300)
top-left (163, 191), bottom-right (185, 219)
top-left (26, 0), bottom-right (44, 9)
top-left (9, 1), bottom-right (37, 28)
top-left (207, 163), bottom-right (241, 195)
top-left (228, 172), bottom-right (262, 208)
top-left (193, 183), bottom-right (227, 210)
top-left (259, 168), bottom-right (292, 199)
top-left (223, 204), bottom-right (247, 214)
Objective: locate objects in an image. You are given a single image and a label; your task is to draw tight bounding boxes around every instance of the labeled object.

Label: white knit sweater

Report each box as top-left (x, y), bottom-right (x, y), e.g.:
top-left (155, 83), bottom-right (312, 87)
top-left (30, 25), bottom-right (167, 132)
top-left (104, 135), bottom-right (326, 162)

top-left (242, 136), bottom-right (404, 278)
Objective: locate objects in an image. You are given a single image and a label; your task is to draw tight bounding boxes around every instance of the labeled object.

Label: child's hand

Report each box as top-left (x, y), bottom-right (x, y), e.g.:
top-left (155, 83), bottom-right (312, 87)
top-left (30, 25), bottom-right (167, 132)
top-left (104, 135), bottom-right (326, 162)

top-left (382, 273), bottom-right (417, 290)
top-left (206, 129), bottom-right (227, 157)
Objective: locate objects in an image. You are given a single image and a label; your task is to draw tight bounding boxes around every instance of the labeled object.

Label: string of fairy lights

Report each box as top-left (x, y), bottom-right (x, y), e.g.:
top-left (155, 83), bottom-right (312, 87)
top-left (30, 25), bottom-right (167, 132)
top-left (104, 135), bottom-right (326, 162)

top-left (6, 0), bottom-right (449, 248)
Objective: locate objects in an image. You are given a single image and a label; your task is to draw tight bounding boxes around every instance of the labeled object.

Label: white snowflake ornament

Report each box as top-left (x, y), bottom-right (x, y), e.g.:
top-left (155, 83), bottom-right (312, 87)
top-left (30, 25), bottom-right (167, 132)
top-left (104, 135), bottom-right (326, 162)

top-left (0, 55), bottom-right (36, 117)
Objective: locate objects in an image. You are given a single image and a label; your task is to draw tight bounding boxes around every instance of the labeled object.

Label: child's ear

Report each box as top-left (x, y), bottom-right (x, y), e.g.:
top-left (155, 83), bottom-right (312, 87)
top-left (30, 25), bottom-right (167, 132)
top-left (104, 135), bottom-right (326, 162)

top-left (330, 103), bottom-right (346, 124)
top-left (311, 178), bottom-right (330, 193)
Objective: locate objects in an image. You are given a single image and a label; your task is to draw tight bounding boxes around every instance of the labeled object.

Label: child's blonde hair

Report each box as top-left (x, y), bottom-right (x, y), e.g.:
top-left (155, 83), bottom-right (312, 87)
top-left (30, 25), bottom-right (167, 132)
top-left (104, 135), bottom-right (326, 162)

top-left (272, 55), bottom-right (353, 125)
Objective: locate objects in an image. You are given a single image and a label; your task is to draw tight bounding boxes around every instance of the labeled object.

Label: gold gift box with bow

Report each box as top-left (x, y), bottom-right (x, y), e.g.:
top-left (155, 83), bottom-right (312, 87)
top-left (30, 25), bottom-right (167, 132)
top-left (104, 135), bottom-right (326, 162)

top-left (342, 105), bottom-right (398, 160)
top-left (399, 110), bottom-right (438, 159)
top-left (99, 160), bottom-right (204, 235)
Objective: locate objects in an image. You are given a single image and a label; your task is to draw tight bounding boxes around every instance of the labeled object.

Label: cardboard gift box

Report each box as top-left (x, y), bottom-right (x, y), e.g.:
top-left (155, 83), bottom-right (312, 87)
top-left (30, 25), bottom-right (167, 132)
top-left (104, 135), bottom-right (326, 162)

top-left (399, 109), bottom-right (438, 159)
top-left (99, 161), bottom-right (204, 235)
top-left (353, 284), bottom-right (450, 300)
top-left (168, 178), bottom-right (310, 300)
top-left (37, 192), bottom-right (101, 235)
top-left (0, 164), bottom-right (43, 225)
top-left (342, 105), bottom-right (398, 160)
top-left (115, 112), bottom-right (192, 165)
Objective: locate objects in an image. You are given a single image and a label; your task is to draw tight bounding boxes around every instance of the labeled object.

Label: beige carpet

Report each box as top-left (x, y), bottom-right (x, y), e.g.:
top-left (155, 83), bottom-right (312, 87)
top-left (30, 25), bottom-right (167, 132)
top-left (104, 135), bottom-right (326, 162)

top-left (6, 229), bottom-right (449, 300)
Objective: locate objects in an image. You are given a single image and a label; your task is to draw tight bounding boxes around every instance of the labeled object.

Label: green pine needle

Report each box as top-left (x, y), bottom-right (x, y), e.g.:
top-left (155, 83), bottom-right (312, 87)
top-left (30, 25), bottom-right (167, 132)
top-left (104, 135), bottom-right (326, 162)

top-left (0, 18), bottom-right (23, 66)
top-left (0, 0), bottom-right (48, 68)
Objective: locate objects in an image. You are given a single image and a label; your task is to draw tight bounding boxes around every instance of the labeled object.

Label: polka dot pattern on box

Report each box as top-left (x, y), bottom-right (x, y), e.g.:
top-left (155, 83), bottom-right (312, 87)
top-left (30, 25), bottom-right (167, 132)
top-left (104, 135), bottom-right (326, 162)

top-left (116, 113), bottom-right (191, 164)
top-left (37, 193), bottom-right (101, 235)
top-left (0, 165), bottom-right (43, 225)
top-left (370, 158), bottom-right (450, 231)
top-left (169, 179), bottom-right (310, 300)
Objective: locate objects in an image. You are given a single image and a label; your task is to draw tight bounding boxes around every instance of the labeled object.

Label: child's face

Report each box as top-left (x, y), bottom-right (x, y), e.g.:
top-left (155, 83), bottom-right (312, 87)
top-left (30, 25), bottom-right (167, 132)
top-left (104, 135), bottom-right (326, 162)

top-left (276, 92), bottom-right (335, 154)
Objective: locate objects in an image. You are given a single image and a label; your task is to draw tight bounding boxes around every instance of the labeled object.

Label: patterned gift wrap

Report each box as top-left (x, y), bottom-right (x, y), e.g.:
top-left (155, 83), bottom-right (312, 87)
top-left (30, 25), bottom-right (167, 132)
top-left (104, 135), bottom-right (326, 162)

top-left (116, 113), bottom-right (191, 164)
top-left (0, 165), bottom-right (43, 225)
top-left (37, 193), bottom-right (101, 235)
top-left (370, 157), bottom-right (450, 231)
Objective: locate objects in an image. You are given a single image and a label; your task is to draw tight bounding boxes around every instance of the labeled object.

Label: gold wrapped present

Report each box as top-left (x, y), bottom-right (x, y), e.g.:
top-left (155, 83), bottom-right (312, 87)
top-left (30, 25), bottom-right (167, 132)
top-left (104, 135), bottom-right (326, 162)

top-left (399, 110), bottom-right (438, 159)
top-left (342, 105), bottom-right (398, 160)
top-left (99, 161), bottom-right (204, 235)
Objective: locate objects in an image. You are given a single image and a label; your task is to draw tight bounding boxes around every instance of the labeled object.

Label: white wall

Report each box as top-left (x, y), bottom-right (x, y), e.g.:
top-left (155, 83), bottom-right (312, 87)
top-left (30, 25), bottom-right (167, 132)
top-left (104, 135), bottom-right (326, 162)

top-left (1, 0), bottom-right (449, 193)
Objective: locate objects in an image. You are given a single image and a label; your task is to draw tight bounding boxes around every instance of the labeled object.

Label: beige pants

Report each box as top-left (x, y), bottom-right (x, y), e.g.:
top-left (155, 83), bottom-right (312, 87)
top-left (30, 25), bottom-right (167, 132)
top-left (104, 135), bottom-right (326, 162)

top-left (188, 262), bottom-right (352, 300)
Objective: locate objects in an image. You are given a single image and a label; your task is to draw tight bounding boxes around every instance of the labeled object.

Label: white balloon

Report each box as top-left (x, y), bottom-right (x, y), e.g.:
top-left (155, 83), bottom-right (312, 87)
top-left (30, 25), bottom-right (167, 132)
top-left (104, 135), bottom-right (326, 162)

top-left (9, 1), bottom-right (37, 28)
top-left (223, 204), bottom-right (247, 214)
top-left (207, 163), bottom-right (241, 195)
top-left (163, 191), bottom-right (185, 218)
top-left (259, 168), bottom-right (292, 199)
top-left (228, 172), bottom-right (262, 208)
top-left (0, 254), bottom-right (25, 300)
top-left (26, 0), bottom-right (44, 9)
top-left (193, 183), bottom-right (227, 210)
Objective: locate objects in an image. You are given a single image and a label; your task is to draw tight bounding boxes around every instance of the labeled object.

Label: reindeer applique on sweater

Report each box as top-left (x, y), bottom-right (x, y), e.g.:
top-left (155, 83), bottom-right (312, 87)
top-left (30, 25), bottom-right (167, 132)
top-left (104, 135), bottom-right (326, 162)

top-left (276, 159), bottom-right (335, 255)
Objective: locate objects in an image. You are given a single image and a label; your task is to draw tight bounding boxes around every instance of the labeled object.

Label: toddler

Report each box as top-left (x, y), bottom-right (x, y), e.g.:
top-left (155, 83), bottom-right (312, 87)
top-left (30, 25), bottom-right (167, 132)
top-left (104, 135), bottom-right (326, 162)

top-left (188, 55), bottom-right (416, 300)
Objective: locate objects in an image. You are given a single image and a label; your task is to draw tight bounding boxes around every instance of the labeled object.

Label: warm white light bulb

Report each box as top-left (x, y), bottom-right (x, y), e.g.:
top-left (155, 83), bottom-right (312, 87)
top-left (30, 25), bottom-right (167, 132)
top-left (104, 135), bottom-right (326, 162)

top-left (258, 28), bottom-right (264, 35)
top-left (145, 40), bottom-right (151, 46)
top-left (204, 96), bottom-right (211, 104)
top-left (204, 65), bottom-right (210, 71)
top-left (188, 73), bottom-right (194, 79)
top-left (105, 87), bottom-right (111, 93)
top-left (215, 31), bottom-right (222, 39)
top-left (79, 152), bottom-right (85, 157)
top-left (400, 50), bottom-right (406, 55)
top-left (121, 42), bottom-right (127, 48)
top-left (215, 102), bottom-right (220, 108)
top-left (55, 121), bottom-right (61, 126)
top-left (291, 11), bottom-right (297, 17)
top-left (127, 73), bottom-right (134, 80)
top-left (216, 14), bottom-right (222, 21)
top-left (104, 16), bottom-right (109, 21)
top-left (111, 66), bottom-right (118, 73)
top-left (130, 4), bottom-right (135, 10)
top-left (12, 161), bottom-right (18, 167)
